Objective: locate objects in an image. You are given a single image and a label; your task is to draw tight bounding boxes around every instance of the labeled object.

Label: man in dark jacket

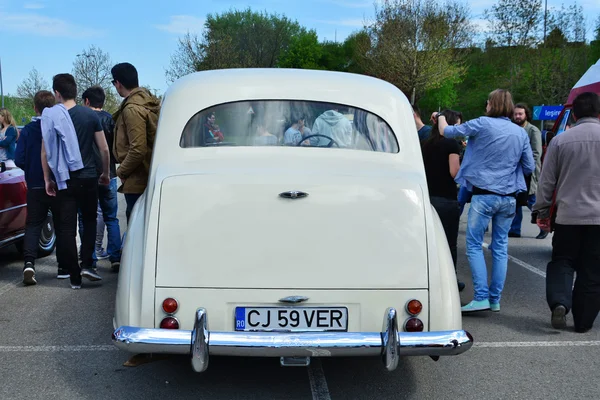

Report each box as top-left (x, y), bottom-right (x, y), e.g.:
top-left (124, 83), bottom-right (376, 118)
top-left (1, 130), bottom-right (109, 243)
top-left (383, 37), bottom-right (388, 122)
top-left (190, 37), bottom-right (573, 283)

top-left (111, 63), bottom-right (161, 222)
top-left (82, 86), bottom-right (122, 271)
top-left (14, 91), bottom-right (58, 285)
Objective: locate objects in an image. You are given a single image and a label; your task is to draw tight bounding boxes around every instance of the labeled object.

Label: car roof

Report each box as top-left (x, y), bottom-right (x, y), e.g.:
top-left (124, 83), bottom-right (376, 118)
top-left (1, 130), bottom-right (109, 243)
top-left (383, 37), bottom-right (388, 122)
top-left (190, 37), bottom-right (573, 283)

top-left (164, 68), bottom-right (408, 118)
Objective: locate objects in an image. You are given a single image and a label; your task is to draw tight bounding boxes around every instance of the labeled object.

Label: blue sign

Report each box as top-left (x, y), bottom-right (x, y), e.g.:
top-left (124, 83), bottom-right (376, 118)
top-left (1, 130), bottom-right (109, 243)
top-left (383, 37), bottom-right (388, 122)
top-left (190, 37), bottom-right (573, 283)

top-left (533, 105), bottom-right (563, 121)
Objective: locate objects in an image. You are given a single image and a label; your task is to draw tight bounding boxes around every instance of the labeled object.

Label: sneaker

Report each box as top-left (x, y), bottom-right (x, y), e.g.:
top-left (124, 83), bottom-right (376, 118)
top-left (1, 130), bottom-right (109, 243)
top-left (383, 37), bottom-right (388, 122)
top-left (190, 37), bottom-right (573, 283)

top-left (23, 263), bottom-right (37, 286)
top-left (81, 268), bottom-right (102, 281)
top-left (508, 232), bottom-right (521, 238)
top-left (551, 304), bottom-right (567, 329)
top-left (461, 299), bottom-right (491, 313)
top-left (57, 268), bottom-right (70, 279)
top-left (71, 283), bottom-right (81, 290)
top-left (111, 261), bottom-right (120, 273)
top-left (490, 302), bottom-right (500, 312)
top-left (96, 249), bottom-right (109, 260)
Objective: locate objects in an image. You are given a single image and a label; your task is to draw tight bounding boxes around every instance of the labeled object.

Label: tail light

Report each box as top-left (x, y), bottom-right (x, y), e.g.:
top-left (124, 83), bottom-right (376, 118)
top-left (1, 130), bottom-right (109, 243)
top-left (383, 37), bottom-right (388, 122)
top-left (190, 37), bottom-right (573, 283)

top-left (160, 317), bottom-right (180, 329)
top-left (404, 317), bottom-right (424, 332)
top-left (406, 299), bottom-right (422, 316)
top-left (162, 298), bottom-right (179, 314)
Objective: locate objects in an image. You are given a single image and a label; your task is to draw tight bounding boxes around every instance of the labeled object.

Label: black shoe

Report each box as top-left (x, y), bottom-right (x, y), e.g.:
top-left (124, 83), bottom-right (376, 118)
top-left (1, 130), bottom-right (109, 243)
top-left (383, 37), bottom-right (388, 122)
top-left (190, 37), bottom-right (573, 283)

top-left (111, 261), bottom-right (120, 273)
top-left (575, 326), bottom-right (592, 333)
top-left (508, 232), bottom-right (521, 238)
top-left (536, 231), bottom-right (549, 239)
top-left (57, 268), bottom-right (70, 279)
top-left (457, 281), bottom-right (466, 292)
top-left (551, 305), bottom-right (567, 329)
top-left (23, 263), bottom-right (37, 286)
top-left (81, 268), bottom-right (102, 281)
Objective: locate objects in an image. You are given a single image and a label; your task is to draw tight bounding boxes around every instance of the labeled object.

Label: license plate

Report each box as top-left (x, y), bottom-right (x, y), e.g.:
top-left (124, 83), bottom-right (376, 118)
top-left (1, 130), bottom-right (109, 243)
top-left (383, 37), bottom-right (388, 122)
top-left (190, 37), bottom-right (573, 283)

top-left (234, 307), bottom-right (348, 332)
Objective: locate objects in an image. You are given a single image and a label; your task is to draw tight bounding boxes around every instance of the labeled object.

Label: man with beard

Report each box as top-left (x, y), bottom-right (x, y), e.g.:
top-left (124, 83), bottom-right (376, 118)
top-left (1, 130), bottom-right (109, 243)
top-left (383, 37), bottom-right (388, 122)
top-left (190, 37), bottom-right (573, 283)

top-left (509, 103), bottom-right (545, 239)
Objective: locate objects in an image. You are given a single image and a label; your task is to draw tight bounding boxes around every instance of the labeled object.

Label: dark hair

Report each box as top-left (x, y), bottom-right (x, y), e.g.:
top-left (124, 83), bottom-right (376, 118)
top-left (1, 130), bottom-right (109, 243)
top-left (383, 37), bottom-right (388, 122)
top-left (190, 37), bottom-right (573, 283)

top-left (572, 92), bottom-right (600, 120)
top-left (422, 109), bottom-right (462, 148)
top-left (81, 86), bottom-right (106, 108)
top-left (412, 104), bottom-right (422, 118)
top-left (111, 63), bottom-right (139, 90)
top-left (486, 89), bottom-right (514, 118)
top-left (52, 73), bottom-right (77, 100)
top-left (33, 90), bottom-right (56, 113)
top-left (514, 103), bottom-right (532, 122)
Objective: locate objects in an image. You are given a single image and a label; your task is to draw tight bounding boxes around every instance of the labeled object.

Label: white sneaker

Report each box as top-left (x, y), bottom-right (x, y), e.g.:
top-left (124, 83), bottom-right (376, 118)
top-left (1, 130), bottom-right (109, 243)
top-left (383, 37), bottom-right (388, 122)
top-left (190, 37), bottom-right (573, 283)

top-left (23, 264), bottom-right (37, 286)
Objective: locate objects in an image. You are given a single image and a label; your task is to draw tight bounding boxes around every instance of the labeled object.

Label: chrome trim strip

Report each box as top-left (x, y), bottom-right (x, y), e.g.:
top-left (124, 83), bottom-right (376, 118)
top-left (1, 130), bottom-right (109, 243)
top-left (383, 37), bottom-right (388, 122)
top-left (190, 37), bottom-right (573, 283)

top-left (0, 233), bottom-right (25, 247)
top-left (0, 204), bottom-right (26, 214)
top-left (112, 307), bottom-right (473, 372)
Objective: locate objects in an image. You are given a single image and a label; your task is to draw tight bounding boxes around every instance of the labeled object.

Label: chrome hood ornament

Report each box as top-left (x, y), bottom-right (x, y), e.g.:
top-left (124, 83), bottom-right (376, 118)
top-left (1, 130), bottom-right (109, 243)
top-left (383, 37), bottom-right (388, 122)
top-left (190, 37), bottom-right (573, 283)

top-left (278, 296), bottom-right (309, 304)
top-left (279, 191), bottom-right (308, 199)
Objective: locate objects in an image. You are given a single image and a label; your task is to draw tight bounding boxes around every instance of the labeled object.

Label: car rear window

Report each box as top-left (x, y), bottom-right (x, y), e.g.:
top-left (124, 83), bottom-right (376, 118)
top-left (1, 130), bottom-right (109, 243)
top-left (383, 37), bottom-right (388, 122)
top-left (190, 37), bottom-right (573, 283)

top-left (179, 100), bottom-right (399, 153)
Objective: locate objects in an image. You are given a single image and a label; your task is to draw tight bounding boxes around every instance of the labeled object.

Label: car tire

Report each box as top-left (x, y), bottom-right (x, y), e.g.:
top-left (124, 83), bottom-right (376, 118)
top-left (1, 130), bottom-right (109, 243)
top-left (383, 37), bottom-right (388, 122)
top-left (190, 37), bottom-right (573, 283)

top-left (37, 210), bottom-right (57, 258)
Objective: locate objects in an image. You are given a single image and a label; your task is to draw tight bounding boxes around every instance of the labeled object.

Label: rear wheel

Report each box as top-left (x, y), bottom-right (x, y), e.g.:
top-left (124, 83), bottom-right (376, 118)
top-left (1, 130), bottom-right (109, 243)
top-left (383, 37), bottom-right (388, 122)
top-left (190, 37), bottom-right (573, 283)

top-left (37, 210), bottom-right (56, 258)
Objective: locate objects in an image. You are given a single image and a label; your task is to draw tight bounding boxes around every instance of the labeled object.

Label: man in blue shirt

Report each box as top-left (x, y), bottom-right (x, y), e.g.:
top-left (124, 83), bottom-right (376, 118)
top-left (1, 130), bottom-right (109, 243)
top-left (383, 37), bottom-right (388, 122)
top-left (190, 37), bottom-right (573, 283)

top-left (14, 91), bottom-right (58, 285)
top-left (438, 89), bottom-right (535, 313)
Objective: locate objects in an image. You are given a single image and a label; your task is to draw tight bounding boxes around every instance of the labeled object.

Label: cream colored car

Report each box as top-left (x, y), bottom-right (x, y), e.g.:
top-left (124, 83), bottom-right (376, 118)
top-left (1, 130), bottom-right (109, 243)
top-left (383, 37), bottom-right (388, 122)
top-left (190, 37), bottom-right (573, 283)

top-left (112, 68), bottom-right (473, 372)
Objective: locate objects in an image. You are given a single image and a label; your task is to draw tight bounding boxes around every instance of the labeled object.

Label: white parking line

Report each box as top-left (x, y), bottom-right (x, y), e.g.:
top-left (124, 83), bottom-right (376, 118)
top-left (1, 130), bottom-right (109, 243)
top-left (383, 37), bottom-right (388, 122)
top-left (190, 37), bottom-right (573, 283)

top-left (307, 358), bottom-right (331, 400)
top-left (475, 341), bottom-right (600, 348)
top-left (482, 242), bottom-right (546, 278)
top-left (0, 345), bottom-right (118, 352)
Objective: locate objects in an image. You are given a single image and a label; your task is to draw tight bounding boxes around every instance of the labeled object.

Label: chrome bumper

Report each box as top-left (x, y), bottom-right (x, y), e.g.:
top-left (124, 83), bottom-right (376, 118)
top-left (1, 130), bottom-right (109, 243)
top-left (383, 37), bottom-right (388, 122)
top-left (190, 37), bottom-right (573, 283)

top-left (112, 308), bottom-right (473, 372)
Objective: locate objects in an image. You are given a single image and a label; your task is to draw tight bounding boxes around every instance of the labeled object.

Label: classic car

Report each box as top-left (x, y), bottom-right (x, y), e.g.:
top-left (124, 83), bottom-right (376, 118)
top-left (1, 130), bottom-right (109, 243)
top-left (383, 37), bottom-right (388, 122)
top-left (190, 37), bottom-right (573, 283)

top-left (112, 68), bottom-right (473, 372)
top-left (0, 162), bottom-right (56, 256)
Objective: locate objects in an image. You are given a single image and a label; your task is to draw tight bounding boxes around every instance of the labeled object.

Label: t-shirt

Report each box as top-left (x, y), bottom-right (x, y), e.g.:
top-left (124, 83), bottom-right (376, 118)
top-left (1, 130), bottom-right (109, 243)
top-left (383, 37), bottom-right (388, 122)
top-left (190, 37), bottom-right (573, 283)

top-left (418, 125), bottom-right (432, 141)
top-left (68, 105), bottom-right (102, 179)
top-left (422, 138), bottom-right (461, 199)
top-left (284, 126), bottom-right (313, 146)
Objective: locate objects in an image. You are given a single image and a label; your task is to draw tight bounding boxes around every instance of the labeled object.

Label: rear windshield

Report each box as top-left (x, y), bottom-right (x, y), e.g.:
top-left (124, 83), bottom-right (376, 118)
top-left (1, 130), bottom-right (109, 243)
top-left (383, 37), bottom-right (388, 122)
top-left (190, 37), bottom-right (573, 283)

top-left (179, 100), bottom-right (399, 153)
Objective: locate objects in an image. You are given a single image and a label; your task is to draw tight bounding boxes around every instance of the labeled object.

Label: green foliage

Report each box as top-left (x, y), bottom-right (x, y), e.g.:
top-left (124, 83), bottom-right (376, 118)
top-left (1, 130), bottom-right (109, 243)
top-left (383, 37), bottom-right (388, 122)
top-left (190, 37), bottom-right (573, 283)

top-left (2, 96), bottom-right (35, 125)
top-left (278, 30), bottom-right (322, 69)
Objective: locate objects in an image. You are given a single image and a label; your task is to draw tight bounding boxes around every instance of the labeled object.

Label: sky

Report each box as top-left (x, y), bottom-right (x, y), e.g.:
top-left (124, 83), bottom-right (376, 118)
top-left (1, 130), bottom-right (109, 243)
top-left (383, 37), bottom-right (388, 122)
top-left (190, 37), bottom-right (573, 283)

top-left (1, 0), bottom-right (599, 97)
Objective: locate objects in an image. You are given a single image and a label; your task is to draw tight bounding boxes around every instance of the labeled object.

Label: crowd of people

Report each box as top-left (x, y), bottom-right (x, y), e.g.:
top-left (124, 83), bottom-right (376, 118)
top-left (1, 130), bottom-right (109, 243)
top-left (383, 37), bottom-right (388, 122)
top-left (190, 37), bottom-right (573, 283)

top-left (2, 62), bottom-right (160, 289)
top-left (417, 89), bottom-right (600, 332)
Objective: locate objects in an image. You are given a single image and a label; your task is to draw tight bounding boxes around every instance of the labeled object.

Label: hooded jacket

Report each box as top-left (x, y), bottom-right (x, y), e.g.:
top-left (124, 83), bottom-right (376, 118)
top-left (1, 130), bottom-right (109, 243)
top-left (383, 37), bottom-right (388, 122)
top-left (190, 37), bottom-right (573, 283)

top-left (113, 87), bottom-right (161, 194)
top-left (311, 110), bottom-right (353, 147)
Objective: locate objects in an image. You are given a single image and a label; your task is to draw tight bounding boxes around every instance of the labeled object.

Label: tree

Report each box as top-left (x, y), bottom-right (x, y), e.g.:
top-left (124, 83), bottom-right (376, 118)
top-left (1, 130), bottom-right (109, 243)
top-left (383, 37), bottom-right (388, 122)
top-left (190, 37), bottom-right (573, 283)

top-left (526, 4), bottom-right (589, 105)
top-left (484, 0), bottom-right (542, 92)
top-left (279, 30), bottom-right (322, 69)
top-left (16, 68), bottom-right (50, 101)
top-left (358, 0), bottom-right (473, 104)
top-left (72, 45), bottom-right (119, 113)
top-left (166, 8), bottom-right (304, 81)
top-left (595, 15), bottom-right (600, 41)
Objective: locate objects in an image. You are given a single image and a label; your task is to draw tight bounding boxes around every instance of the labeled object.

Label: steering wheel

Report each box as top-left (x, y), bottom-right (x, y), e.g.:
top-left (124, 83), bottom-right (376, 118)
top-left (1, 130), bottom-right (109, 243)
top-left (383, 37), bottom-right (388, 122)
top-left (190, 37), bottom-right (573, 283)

top-left (297, 134), bottom-right (339, 148)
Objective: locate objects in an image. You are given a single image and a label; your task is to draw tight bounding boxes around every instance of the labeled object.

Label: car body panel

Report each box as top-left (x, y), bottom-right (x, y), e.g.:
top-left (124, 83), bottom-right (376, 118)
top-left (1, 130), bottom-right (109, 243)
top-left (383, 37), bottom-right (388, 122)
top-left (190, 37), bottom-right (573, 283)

top-left (155, 150), bottom-right (428, 290)
top-left (0, 167), bottom-right (27, 245)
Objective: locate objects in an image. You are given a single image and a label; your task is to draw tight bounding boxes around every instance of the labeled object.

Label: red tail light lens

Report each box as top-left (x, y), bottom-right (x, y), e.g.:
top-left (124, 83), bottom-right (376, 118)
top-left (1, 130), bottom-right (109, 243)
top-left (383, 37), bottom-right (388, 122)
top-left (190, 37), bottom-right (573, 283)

top-left (406, 299), bottom-right (423, 316)
top-left (160, 317), bottom-right (180, 329)
top-left (162, 298), bottom-right (178, 314)
top-left (404, 318), bottom-right (424, 332)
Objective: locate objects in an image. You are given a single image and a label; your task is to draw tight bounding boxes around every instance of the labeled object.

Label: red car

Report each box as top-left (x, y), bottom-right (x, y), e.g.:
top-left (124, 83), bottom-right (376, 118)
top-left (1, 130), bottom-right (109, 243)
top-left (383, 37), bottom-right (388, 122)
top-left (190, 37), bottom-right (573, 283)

top-left (0, 161), bottom-right (56, 257)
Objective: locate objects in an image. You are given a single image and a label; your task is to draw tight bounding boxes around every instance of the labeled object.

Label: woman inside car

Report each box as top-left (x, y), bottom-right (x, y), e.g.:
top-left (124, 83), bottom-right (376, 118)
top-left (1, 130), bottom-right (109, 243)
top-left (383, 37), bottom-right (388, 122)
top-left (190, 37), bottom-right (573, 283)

top-left (421, 109), bottom-right (465, 292)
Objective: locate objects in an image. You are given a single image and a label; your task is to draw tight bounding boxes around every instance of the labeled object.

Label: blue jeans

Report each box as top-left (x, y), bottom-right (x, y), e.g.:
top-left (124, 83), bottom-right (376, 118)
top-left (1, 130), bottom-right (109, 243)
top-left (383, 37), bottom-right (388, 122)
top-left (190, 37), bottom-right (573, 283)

top-left (125, 193), bottom-right (142, 223)
top-left (466, 194), bottom-right (516, 303)
top-left (510, 194), bottom-right (536, 235)
top-left (78, 178), bottom-right (122, 263)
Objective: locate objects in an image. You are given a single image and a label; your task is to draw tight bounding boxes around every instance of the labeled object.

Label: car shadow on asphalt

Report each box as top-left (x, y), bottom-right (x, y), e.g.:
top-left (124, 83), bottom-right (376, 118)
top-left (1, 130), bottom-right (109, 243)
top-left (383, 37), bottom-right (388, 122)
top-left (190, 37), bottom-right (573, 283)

top-left (321, 356), bottom-right (418, 399)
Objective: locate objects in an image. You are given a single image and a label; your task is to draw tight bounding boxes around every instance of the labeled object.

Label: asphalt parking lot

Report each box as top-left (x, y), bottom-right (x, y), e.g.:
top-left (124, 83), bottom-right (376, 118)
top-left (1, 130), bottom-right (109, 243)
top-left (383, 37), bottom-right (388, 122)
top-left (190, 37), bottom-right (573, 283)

top-left (1, 197), bottom-right (600, 400)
